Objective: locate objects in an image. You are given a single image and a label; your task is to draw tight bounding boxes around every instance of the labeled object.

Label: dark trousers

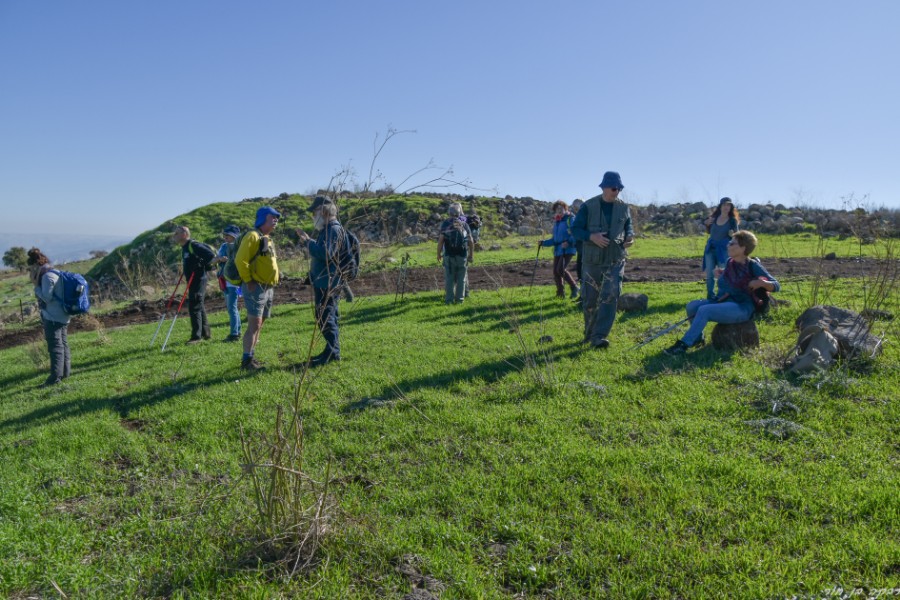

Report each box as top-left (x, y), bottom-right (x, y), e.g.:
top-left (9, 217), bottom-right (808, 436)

top-left (188, 276), bottom-right (210, 340)
top-left (552, 254), bottom-right (578, 295)
top-left (582, 260), bottom-right (625, 343)
top-left (43, 318), bottom-right (70, 382)
top-left (314, 286), bottom-right (341, 358)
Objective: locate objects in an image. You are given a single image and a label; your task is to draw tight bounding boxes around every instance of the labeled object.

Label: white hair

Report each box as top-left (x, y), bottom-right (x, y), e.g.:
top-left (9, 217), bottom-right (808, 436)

top-left (319, 202), bottom-right (338, 219)
top-left (448, 203), bottom-right (463, 217)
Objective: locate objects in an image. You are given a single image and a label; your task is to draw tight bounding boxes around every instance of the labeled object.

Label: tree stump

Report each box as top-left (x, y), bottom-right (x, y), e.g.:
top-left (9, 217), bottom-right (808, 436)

top-left (711, 321), bottom-right (759, 351)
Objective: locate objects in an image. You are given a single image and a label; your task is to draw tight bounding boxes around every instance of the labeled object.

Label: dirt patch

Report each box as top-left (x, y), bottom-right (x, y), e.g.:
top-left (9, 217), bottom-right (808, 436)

top-left (0, 257), bottom-right (878, 351)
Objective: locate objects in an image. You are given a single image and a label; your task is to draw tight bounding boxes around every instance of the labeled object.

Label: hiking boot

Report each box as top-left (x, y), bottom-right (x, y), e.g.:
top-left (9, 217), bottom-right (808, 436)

top-left (591, 339), bottom-right (610, 349)
top-left (240, 357), bottom-right (265, 371)
top-left (186, 338), bottom-right (203, 345)
top-left (664, 340), bottom-right (689, 356)
top-left (308, 352), bottom-right (340, 368)
top-left (570, 287), bottom-right (579, 299)
top-left (224, 334), bottom-right (241, 342)
top-left (40, 377), bottom-right (62, 388)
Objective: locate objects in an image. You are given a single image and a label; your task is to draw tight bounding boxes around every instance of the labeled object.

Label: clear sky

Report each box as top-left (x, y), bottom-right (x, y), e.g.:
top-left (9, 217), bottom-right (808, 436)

top-left (2, 0), bottom-right (898, 237)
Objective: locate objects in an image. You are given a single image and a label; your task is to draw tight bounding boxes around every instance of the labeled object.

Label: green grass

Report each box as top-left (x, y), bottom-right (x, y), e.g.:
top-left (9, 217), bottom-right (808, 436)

top-left (1, 275), bottom-right (898, 598)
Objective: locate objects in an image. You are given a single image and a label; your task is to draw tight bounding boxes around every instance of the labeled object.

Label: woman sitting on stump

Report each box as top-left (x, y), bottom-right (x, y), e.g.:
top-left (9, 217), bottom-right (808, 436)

top-left (664, 231), bottom-right (780, 355)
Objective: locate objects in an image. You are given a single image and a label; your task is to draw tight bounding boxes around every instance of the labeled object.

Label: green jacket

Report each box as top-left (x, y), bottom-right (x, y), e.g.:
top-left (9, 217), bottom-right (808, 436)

top-left (571, 195), bottom-right (634, 266)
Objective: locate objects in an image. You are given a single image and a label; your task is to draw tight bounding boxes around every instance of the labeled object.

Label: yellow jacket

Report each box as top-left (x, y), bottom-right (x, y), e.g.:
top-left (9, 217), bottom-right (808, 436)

top-left (236, 230), bottom-right (279, 286)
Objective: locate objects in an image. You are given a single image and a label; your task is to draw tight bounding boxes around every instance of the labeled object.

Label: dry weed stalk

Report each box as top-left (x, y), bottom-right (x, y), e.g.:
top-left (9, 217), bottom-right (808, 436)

top-left (238, 316), bottom-right (336, 576)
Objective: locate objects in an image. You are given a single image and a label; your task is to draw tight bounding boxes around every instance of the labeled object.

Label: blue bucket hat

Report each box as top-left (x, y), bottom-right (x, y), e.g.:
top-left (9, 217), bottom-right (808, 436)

top-left (599, 171), bottom-right (625, 190)
top-left (222, 225), bottom-right (240, 238)
top-left (255, 206), bottom-right (281, 228)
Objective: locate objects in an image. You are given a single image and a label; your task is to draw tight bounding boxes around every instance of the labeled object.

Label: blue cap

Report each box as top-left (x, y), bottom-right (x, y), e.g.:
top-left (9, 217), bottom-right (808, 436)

top-left (599, 171), bottom-right (624, 190)
top-left (222, 225), bottom-right (240, 237)
top-left (255, 206), bottom-right (281, 228)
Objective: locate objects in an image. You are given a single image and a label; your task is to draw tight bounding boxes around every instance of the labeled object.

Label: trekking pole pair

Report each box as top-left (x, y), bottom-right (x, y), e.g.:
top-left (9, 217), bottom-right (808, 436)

top-left (149, 273), bottom-right (194, 352)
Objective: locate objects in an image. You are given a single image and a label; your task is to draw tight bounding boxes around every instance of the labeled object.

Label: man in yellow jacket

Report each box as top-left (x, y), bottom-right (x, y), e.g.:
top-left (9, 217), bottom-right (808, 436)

top-left (236, 206), bottom-right (280, 371)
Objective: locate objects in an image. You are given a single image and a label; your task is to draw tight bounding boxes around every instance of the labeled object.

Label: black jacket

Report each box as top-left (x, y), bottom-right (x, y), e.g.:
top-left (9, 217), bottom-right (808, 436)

top-left (181, 239), bottom-right (216, 281)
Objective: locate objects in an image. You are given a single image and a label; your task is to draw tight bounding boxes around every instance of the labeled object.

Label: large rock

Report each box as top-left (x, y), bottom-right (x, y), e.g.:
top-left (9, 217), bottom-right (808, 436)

top-left (785, 325), bottom-right (840, 374)
top-left (617, 293), bottom-right (649, 312)
top-left (402, 235), bottom-right (427, 246)
top-left (517, 226), bottom-right (543, 236)
top-left (711, 321), bottom-right (759, 350)
top-left (794, 305), bottom-right (883, 359)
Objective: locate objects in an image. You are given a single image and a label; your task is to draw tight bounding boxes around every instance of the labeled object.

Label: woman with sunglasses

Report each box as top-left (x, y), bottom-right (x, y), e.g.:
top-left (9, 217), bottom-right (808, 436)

top-left (665, 230), bottom-right (779, 355)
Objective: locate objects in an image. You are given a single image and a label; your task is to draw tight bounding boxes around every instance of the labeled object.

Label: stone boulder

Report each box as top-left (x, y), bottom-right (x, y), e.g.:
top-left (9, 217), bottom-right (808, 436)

top-left (794, 305), bottom-right (883, 359)
top-left (402, 235), bottom-right (427, 246)
top-left (617, 293), bottom-right (649, 312)
top-left (711, 320), bottom-right (759, 351)
top-left (785, 325), bottom-right (840, 374)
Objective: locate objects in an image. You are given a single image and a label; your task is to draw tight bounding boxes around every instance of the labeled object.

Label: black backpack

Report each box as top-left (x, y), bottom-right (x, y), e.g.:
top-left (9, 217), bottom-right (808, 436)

top-left (339, 229), bottom-right (361, 281)
top-left (748, 259), bottom-right (775, 318)
top-left (468, 214), bottom-right (481, 229)
top-left (444, 221), bottom-right (468, 257)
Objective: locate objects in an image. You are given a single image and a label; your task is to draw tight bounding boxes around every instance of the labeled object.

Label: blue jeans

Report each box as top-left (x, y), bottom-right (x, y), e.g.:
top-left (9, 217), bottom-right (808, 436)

top-left (314, 286), bottom-right (341, 359)
top-left (703, 249), bottom-right (725, 300)
top-left (582, 260), bottom-right (625, 343)
top-left (225, 286), bottom-right (241, 336)
top-left (681, 299), bottom-right (753, 346)
top-left (443, 255), bottom-right (468, 304)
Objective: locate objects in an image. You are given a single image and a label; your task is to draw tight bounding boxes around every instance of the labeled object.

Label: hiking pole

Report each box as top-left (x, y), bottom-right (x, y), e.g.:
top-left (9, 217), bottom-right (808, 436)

top-left (150, 273), bottom-right (184, 346)
top-left (528, 244), bottom-right (542, 294)
top-left (161, 273), bottom-right (194, 352)
top-left (629, 317), bottom-right (690, 351)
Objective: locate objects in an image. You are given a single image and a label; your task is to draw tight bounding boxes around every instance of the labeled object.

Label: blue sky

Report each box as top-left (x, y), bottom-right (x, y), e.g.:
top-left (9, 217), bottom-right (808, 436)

top-left (1, 0), bottom-right (898, 237)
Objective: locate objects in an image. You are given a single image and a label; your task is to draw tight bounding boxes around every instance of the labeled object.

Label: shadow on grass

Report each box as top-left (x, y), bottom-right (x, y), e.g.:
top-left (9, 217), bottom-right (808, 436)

top-left (428, 297), bottom-right (578, 333)
top-left (0, 372), bottom-right (229, 434)
top-left (341, 297), bottom-right (421, 326)
top-left (345, 342), bottom-right (579, 412)
top-left (626, 345), bottom-right (735, 380)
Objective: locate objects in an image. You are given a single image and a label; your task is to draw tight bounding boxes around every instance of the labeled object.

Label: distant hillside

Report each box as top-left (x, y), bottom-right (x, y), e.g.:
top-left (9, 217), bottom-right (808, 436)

top-left (0, 232), bottom-right (132, 269)
top-left (87, 191), bottom-right (899, 285)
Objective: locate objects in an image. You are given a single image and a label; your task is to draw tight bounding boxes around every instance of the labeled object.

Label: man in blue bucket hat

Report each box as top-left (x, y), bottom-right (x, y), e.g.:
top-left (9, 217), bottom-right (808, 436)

top-left (571, 171), bottom-right (635, 349)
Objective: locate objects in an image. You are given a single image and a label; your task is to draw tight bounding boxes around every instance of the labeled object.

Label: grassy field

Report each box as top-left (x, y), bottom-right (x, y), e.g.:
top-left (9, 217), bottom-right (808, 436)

top-left (1, 266), bottom-right (898, 597)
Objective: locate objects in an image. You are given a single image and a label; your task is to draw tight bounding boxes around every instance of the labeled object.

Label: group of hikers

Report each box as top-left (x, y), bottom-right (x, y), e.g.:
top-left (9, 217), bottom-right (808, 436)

top-left (26, 172), bottom-right (781, 386)
top-left (169, 198), bottom-right (350, 371)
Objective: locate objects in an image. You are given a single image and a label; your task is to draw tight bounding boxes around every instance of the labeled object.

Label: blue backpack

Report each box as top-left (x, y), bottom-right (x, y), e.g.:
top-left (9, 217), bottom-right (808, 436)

top-left (49, 269), bottom-right (91, 315)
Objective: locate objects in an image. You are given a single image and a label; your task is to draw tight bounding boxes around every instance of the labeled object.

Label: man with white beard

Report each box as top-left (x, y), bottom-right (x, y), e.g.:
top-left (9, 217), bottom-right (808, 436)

top-left (296, 196), bottom-right (346, 367)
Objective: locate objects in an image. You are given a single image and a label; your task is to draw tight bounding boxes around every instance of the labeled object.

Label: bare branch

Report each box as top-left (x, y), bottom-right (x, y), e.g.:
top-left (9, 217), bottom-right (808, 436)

top-left (365, 126), bottom-right (417, 193)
